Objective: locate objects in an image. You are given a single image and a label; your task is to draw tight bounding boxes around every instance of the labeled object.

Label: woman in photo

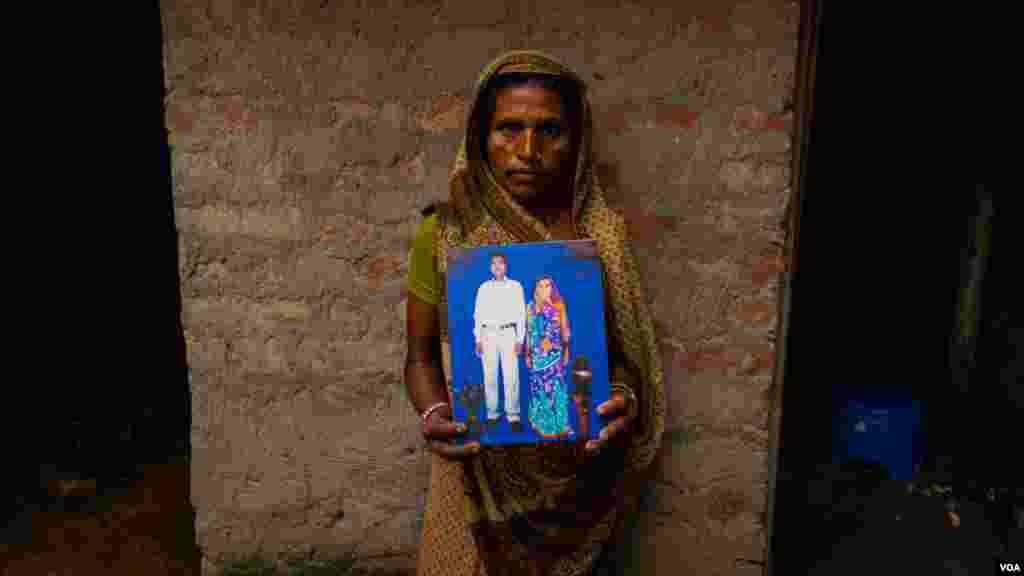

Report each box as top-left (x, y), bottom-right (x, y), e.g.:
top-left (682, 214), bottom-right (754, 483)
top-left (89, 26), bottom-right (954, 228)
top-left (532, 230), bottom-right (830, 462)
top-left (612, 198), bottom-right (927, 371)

top-left (525, 275), bottom-right (573, 439)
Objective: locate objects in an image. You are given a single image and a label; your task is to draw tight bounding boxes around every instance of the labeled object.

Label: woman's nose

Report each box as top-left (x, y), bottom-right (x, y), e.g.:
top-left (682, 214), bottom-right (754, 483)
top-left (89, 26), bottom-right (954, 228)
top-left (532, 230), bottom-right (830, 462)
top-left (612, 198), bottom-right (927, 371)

top-left (517, 130), bottom-right (540, 160)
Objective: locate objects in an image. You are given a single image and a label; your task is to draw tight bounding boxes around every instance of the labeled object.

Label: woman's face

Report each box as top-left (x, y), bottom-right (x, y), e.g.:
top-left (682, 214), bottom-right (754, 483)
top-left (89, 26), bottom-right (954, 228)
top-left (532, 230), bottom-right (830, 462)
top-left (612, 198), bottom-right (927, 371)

top-left (537, 279), bottom-right (552, 302)
top-left (486, 84), bottom-right (575, 204)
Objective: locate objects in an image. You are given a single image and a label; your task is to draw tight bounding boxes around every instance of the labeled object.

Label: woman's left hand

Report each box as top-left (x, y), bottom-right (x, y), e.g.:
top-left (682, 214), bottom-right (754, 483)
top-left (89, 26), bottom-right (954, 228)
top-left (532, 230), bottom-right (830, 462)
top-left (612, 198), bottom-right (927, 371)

top-left (585, 390), bottom-right (635, 453)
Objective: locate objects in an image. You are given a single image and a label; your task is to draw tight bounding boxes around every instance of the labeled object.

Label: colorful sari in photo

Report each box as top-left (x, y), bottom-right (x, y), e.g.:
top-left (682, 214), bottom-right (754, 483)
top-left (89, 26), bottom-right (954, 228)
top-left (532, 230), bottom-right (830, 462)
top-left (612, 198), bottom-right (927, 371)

top-left (527, 276), bottom-right (572, 439)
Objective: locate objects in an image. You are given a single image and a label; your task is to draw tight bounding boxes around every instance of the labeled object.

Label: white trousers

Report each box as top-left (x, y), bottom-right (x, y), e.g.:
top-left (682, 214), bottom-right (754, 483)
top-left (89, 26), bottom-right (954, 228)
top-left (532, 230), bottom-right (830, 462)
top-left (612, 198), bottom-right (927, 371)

top-left (480, 325), bottom-right (520, 421)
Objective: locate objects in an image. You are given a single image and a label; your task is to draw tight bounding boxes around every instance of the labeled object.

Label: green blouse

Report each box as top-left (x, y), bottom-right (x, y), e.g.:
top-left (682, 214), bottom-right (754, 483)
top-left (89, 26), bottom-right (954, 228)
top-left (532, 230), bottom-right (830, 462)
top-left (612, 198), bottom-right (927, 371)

top-left (406, 213), bottom-right (441, 306)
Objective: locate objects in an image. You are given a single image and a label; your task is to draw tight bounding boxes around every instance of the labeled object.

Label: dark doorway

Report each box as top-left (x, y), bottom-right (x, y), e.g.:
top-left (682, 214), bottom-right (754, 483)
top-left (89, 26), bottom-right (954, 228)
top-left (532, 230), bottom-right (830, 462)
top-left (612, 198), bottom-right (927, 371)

top-left (2, 2), bottom-right (200, 573)
top-left (767, 2), bottom-right (1017, 572)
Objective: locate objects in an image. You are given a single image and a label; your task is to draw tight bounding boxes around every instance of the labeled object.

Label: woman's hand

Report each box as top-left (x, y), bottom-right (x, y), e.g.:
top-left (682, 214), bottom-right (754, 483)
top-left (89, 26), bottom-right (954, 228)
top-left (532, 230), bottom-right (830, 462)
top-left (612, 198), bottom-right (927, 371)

top-left (585, 389), bottom-right (636, 453)
top-left (423, 405), bottom-right (481, 460)
top-left (405, 294), bottom-right (479, 460)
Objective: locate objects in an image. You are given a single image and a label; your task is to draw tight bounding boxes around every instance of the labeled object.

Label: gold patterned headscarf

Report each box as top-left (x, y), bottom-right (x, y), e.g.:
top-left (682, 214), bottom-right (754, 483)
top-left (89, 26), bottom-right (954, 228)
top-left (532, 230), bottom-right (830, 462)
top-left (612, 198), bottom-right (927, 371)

top-left (440, 50), bottom-right (665, 471)
top-left (422, 50), bottom-right (665, 576)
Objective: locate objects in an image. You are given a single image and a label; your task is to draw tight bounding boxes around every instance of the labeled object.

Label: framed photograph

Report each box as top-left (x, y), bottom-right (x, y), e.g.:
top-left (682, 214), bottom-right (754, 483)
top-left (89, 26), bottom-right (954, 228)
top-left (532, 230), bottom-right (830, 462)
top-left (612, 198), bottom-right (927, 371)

top-left (446, 239), bottom-right (611, 446)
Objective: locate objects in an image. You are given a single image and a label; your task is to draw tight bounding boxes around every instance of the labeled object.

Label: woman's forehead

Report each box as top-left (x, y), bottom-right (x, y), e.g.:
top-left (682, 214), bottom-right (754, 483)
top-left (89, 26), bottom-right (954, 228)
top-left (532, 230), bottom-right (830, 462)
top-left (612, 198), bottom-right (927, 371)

top-left (493, 85), bottom-right (564, 116)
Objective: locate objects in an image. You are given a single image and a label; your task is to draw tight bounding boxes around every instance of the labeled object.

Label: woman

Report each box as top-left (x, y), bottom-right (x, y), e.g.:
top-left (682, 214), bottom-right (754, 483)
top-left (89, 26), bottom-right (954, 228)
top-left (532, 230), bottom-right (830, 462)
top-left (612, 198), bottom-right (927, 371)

top-left (404, 50), bottom-right (665, 576)
top-left (525, 275), bottom-right (573, 439)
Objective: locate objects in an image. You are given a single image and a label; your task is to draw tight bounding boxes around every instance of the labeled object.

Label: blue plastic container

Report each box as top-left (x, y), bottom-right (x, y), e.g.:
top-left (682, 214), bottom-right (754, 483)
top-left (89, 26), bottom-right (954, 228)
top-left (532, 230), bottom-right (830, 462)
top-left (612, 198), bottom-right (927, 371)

top-left (831, 383), bottom-right (926, 481)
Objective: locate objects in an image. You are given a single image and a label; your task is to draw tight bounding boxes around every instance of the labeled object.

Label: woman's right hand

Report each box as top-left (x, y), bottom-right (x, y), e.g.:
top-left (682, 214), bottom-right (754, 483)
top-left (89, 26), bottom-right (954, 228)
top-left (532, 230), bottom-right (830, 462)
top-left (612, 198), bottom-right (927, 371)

top-left (423, 405), bottom-right (481, 460)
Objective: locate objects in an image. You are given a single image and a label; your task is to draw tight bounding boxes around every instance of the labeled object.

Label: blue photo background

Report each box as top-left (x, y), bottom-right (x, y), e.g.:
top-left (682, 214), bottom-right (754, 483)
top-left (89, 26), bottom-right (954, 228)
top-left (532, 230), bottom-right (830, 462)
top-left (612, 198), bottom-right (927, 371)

top-left (447, 240), bottom-right (611, 446)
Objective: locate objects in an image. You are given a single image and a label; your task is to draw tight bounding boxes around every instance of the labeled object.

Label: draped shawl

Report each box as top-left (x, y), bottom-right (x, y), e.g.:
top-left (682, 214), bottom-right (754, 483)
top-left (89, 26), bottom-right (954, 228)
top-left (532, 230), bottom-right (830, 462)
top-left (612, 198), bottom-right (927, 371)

top-left (417, 50), bottom-right (665, 576)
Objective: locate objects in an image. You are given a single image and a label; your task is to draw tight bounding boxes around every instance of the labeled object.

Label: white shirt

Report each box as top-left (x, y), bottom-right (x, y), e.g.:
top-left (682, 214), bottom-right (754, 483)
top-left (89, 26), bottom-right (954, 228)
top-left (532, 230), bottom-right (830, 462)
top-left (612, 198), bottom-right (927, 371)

top-left (473, 277), bottom-right (526, 344)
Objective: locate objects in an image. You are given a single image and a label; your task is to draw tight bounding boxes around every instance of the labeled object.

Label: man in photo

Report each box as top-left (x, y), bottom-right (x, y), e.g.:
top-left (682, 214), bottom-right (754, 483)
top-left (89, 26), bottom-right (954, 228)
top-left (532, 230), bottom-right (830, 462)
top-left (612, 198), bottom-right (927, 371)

top-left (473, 252), bottom-right (526, 432)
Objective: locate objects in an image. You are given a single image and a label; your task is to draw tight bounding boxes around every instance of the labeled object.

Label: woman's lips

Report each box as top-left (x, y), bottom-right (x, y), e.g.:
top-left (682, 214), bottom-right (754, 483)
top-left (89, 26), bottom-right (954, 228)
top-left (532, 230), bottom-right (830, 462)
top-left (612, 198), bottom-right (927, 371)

top-left (509, 171), bottom-right (541, 181)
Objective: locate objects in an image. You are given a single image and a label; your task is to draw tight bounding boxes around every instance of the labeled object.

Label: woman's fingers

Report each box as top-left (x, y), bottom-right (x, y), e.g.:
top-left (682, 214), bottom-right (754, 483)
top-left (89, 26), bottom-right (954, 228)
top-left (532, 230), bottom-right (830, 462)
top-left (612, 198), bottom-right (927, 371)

top-left (428, 440), bottom-right (481, 460)
top-left (585, 415), bottom-right (631, 452)
top-left (586, 391), bottom-right (635, 453)
top-left (596, 392), bottom-right (629, 417)
top-left (424, 415), bottom-right (465, 439)
top-left (423, 412), bottom-right (480, 460)
top-left (602, 415), bottom-right (630, 441)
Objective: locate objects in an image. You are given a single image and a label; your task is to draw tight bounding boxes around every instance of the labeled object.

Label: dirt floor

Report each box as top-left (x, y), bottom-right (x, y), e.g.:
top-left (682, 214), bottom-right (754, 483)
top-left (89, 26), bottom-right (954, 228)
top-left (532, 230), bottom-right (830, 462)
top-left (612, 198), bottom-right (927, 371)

top-left (1, 462), bottom-right (201, 576)
top-left (807, 477), bottom-right (1022, 575)
top-left (6, 459), bottom-right (1017, 575)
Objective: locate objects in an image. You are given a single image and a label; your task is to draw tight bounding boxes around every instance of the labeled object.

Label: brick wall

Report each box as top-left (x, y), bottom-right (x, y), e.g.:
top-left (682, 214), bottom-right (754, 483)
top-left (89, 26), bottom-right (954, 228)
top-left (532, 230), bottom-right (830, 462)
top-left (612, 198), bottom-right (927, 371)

top-left (162, 1), bottom-right (798, 573)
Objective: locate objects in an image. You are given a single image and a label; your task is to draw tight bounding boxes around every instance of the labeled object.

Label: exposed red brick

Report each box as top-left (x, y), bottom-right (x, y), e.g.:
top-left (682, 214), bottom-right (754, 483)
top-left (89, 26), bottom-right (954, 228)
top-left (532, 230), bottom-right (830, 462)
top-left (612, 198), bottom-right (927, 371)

top-left (367, 255), bottom-right (402, 288)
top-left (332, 97), bottom-right (378, 125)
top-left (399, 154), bottom-right (426, 183)
top-left (623, 209), bottom-right (676, 241)
top-left (734, 107), bottom-right (768, 130)
top-left (736, 107), bottom-right (789, 132)
top-left (735, 302), bottom-right (773, 323)
top-left (764, 117), bottom-right (789, 131)
top-left (673, 349), bottom-right (739, 371)
top-left (415, 93), bottom-right (466, 132)
top-left (673, 350), bottom-right (696, 370)
top-left (170, 105), bottom-right (193, 132)
top-left (317, 223), bottom-right (337, 242)
top-left (725, 348), bottom-right (745, 365)
top-left (702, 15), bottom-right (725, 34)
top-left (606, 108), bottom-right (628, 133)
top-left (751, 349), bottom-right (775, 372)
top-left (367, 255), bottom-right (401, 275)
top-left (750, 255), bottom-right (785, 286)
top-left (242, 109), bottom-right (258, 129)
top-left (221, 95), bottom-right (258, 129)
top-left (345, 96), bottom-right (376, 117)
top-left (350, 221), bottom-right (370, 242)
top-left (224, 95), bottom-right (245, 126)
top-left (655, 104), bottom-right (699, 129)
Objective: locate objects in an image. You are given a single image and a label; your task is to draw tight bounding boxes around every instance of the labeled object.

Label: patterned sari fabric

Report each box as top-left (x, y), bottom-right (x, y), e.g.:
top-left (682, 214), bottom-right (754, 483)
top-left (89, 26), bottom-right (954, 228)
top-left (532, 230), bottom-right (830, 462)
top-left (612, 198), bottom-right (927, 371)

top-left (527, 298), bottom-right (572, 439)
top-left (415, 50), bottom-right (665, 576)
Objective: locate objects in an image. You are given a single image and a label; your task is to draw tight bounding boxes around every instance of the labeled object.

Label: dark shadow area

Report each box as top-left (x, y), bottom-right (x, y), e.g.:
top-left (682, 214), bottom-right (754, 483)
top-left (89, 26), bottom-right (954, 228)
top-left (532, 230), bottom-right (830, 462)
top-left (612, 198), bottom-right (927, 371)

top-left (954, 195), bottom-right (1022, 555)
top-left (770, 4), bottom-right (1019, 573)
top-left (1, 2), bottom-right (199, 573)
